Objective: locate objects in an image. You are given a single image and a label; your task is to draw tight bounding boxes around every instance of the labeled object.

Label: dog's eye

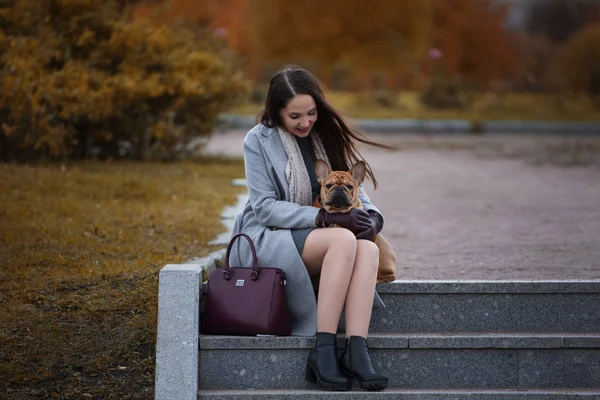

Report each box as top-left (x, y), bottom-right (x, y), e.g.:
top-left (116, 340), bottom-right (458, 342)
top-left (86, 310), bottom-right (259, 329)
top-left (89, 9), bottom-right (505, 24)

top-left (325, 184), bottom-right (333, 189)
top-left (346, 185), bottom-right (354, 190)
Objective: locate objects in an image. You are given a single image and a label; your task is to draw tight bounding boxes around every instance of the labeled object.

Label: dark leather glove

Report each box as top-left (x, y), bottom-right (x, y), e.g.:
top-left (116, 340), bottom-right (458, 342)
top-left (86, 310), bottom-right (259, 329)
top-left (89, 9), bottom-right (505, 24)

top-left (355, 210), bottom-right (383, 241)
top-left (316, 208), bottom-right (371, 233)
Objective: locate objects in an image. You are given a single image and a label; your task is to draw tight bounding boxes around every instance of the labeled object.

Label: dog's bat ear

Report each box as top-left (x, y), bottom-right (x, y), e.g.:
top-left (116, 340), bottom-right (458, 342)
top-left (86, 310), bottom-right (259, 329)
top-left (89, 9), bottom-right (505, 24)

top-left (350, 161), bottom-right (366, 184)
top-left (315, 159), bottom-right (331, 183)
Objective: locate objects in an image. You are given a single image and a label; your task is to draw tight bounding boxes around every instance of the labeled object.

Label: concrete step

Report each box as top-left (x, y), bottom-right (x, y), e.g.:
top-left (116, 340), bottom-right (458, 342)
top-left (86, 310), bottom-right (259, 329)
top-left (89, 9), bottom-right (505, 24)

top-left (199, 333), bottom-right (600, 391)
top-left (367, 280), bottom-right (600, 333)
top-left (159, 270), bottom-right (600, 399)
top-left (198, 388), bottom-right (600, 399)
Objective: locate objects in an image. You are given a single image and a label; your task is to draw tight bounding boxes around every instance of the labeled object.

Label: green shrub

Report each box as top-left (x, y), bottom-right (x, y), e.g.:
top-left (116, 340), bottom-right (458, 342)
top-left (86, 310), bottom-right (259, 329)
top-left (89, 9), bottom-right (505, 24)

top-left (420, 76), bottom-right (463, 109)
top-left (354, 89), bottom-right (398, 109)
top-left (560, 24), bottom-right (600, 108)
top-left (371, 89), bottom-right (397, 108)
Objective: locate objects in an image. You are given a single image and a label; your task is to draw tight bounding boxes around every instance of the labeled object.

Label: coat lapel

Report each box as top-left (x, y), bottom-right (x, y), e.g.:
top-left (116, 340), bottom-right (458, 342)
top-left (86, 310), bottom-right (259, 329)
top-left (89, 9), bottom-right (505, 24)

top-left (260, 131), bottom-right (290, 201)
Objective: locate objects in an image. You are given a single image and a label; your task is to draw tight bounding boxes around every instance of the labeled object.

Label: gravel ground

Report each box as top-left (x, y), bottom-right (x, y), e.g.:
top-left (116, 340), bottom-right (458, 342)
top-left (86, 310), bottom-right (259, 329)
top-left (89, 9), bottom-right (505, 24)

top-left (204, 130), bottom-right (600, 280)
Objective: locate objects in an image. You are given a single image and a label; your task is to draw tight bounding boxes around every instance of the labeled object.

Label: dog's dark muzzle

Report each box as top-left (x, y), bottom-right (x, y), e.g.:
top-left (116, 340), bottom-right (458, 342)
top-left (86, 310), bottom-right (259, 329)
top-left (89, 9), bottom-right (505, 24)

top-left (325, 188), bottom-right (352, 210)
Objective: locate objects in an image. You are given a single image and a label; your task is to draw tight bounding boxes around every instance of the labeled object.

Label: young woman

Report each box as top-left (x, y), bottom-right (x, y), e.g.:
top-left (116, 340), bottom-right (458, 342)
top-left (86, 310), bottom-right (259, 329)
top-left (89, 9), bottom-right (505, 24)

top-left (229, 66), bottom-right (391, 391)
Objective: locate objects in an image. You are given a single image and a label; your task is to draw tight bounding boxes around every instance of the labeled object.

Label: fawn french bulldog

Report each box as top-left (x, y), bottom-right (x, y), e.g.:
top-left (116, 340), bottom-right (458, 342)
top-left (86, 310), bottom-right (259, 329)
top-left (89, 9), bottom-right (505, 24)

top-left (314, 159), bottom-right (396, 283)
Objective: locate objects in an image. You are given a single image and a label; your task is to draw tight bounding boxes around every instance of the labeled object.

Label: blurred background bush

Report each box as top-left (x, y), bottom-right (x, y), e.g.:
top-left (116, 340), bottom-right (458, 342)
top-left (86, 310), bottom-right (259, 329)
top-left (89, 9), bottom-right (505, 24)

top-left (137, 0), bottom-right (600, 123)
top-left (0, 0), bottom-right (249, 161)
top-left (2, 0), bottom-right (600, 161)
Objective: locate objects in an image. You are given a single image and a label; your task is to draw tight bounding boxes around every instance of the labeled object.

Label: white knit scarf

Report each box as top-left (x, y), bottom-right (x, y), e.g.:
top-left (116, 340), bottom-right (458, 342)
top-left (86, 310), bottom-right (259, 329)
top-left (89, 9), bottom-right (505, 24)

top-left (277, 127), bottom-right (330, 206)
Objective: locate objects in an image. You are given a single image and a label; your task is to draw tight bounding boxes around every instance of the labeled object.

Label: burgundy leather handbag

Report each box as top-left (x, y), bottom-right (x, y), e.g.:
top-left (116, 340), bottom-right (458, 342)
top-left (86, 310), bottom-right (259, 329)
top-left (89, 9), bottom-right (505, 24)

top-left (201, 233), bottom-right (292, 336)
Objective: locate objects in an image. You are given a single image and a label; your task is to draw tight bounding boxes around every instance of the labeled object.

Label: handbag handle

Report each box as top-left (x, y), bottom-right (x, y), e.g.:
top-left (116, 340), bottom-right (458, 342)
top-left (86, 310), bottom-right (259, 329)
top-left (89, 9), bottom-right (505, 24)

top-left (224, 233), bottom-right (259, 281)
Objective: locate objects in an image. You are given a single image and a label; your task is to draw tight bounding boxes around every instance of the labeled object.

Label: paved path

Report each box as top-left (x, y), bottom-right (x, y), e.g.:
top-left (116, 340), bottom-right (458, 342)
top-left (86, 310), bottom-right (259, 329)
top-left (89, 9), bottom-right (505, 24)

top-left (204, 131), bottom-right (600, 280)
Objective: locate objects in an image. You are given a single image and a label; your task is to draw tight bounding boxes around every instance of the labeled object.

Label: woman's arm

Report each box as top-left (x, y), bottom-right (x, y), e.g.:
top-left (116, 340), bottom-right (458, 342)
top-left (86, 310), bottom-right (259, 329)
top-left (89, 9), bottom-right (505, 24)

top-left (244, 133), bottom-right (319, 229)
top-left (358, 184), bottom-right (385, 229)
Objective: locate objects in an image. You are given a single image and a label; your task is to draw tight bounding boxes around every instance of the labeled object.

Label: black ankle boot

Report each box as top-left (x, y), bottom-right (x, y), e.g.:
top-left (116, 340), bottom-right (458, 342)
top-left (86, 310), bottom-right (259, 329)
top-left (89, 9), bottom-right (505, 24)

top-left (339, 336), bottom-right (388, 391)
top-left (305, 332), bottom-right (352, 391)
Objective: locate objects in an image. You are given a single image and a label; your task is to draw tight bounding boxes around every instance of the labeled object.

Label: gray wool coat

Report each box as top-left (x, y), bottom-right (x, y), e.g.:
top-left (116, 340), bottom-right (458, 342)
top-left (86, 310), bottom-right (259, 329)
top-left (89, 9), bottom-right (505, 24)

top-left (229, 123), bottom-right (384, 336)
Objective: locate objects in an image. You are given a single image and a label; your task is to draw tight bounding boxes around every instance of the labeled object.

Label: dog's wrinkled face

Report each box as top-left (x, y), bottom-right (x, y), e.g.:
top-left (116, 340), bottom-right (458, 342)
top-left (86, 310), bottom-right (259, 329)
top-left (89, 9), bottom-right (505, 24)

top-left (315, 159), bottom-right (366, 213)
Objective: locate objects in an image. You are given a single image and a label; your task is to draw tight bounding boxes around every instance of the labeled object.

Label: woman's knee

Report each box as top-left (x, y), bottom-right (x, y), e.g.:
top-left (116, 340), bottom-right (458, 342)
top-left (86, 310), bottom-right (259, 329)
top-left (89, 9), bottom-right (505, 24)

top-left (328, 227), bottom-right (358, 251)
top-left (356, 239), bottom-right (379, 272)
top-left (302, 227), bottom-right (357, 271)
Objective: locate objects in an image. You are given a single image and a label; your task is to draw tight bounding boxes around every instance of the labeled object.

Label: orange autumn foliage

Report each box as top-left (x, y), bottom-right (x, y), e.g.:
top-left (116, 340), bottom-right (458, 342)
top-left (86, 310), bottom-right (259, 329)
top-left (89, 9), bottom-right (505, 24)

top-left (135, 0), bottom-right (250, 57)
top-left (246, 0), bottom-right (432, 85)
top-left (137, 0), bottom-right (516, 88)
top-left (0, 0), bottom-right (248, 160)
top-left (429, 0), bottom-right (516, 86)
top-left (560, 24), bottom-right (600, 102)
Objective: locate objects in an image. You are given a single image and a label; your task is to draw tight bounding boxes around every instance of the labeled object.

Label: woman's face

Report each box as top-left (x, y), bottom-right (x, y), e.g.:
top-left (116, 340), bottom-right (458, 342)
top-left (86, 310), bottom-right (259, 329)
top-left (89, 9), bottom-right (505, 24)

top-left (280, 94), bottom-right (318, 138)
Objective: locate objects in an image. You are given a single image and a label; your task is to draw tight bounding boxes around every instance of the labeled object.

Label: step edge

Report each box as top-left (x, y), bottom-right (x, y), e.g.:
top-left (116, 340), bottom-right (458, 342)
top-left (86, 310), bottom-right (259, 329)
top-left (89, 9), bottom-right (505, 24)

top-left (198, 388), bottom-right (600, 395)
top-left (376, 280), bottom-right (600, 294)
top-left (199, 333), bottom-right (600, 350)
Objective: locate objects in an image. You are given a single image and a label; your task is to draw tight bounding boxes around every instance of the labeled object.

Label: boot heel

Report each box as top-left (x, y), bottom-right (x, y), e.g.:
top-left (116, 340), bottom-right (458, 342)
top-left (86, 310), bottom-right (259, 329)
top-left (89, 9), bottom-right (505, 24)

top-left (305, 363), bottom-right (317, 383)
top-left (339, 336), bottom-right (388, 392)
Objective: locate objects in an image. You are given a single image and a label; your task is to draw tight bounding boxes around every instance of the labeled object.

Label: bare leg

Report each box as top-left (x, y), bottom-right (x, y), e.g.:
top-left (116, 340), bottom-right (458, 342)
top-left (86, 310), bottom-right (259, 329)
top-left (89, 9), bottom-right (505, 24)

top-left (302, 228), bottom-right (357, 333)
top-left (337, 239), bottom-right (388, 391)
top-left (344, 239), bottom-right (379, 338)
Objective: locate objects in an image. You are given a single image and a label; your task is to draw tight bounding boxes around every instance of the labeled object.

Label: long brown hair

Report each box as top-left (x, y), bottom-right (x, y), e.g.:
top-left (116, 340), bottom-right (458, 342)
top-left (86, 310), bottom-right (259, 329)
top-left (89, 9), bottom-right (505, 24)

top-left (257, 65), bottom-right (393, 189)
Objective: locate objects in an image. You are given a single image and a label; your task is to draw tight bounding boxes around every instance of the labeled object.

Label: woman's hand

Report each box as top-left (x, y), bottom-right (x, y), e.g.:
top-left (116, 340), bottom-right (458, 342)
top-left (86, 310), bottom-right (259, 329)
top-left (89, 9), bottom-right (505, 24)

top-left (315, 208), bottom-right (371, 233)
top-left (355, 210), bottom-right (383, 241)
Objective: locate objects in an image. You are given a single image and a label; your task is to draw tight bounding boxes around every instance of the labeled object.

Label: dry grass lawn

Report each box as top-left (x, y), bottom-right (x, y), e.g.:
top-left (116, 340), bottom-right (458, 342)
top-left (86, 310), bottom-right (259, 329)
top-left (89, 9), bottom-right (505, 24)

top-left (0, 157), bottom-right (245, 399)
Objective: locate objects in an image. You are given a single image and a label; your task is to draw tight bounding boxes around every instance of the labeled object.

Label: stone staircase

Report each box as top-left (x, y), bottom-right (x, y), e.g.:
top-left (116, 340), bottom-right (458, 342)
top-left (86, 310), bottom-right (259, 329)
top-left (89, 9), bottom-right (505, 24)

top-left (195, 280), bottom-right (600, 399)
